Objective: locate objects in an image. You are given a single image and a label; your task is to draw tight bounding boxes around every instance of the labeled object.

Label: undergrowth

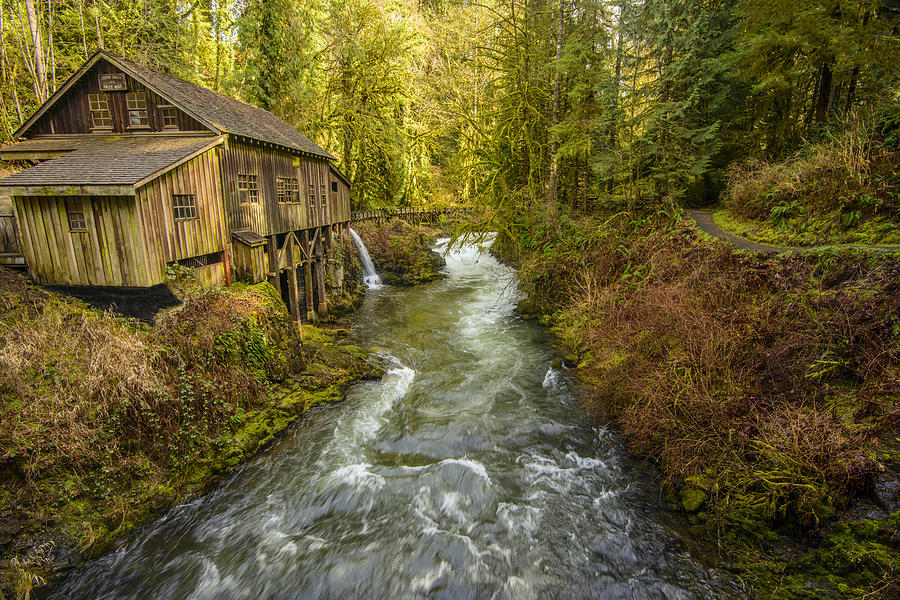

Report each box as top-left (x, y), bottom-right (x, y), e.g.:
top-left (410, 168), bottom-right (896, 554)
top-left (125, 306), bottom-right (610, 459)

top-left (496, 204), bottom-right (900, 598)
top-left (0, 269), bottom-right (376, 597)
top-left (724, 109), bottom-right (900, 246)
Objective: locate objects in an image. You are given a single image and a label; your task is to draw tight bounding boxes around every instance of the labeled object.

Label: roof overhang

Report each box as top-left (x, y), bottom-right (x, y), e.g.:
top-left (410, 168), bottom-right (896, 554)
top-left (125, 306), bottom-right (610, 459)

top-left (0, 184), bottom-right (135, 197)
top-left (0, 149), bottom-right (72, 161)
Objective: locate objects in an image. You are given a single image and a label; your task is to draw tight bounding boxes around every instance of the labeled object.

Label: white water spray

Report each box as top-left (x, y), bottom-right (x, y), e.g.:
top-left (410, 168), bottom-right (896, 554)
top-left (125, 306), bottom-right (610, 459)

top-left (349, 228), bottom-right (383, 289)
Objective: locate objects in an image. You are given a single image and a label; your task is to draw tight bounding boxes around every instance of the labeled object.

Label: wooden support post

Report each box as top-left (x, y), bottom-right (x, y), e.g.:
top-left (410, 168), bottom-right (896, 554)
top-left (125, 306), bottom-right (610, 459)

top-left (285, 236), bottom-right (301, 323)
top-left (301, 230), bottom-right (316, 321)
top-left (223, 244), bottom-right (232, 286)
top-left (267, 234), bottom-right (278, 289)
top-left (315, 226), bottom-right (328, 316)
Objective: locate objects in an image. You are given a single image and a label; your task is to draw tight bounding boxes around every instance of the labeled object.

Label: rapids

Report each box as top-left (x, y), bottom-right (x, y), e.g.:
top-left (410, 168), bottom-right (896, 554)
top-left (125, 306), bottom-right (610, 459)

top-left (50, 239), bottom-right (738, 599)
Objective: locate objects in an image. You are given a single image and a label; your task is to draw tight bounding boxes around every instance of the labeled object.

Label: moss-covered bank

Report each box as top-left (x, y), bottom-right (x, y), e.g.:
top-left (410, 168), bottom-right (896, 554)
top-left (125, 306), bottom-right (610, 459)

top-left (492, 206), bottom-right (900, 598)
top-left (0, 269), bottom-right (380, 598)
top-left (353, 218), bottom-right (446, 285)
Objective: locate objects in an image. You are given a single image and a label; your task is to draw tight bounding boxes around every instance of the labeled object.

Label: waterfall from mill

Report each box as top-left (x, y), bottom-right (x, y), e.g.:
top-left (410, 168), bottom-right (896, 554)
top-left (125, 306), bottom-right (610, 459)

top-left (349, 228), bottom-right (383, 289)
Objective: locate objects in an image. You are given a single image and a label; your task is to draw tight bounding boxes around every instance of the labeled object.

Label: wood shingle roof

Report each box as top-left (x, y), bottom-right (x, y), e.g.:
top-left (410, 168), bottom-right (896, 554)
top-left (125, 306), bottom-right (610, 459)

top-left (0, 135), bottom-right (222, 195)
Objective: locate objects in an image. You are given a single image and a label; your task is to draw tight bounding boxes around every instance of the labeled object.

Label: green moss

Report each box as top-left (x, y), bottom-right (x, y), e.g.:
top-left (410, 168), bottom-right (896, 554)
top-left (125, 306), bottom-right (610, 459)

top-left (714, 208), bottom-right (900, 248)
top-left (680, 487), bottom-right (708, 512)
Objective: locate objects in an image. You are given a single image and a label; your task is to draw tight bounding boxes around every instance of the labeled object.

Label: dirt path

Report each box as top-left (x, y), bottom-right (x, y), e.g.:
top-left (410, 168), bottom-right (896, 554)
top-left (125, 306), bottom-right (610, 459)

top-left (687, 210), bottom-right (900, 253)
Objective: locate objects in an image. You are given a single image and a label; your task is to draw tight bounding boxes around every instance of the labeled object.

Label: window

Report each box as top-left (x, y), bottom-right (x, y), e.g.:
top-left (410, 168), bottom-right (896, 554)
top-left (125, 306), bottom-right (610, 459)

top-left (172, 194), bottom-right (197, 221)
top-left (319, 176), bottom-right (327, 206)
top-left (66, 199), bottom-right (87, 231)
top-left (237, 174), bottom-right (259, 204)
top-left (126, 92), bottom-right (149, 127)
top-left (88, 94), bottom-right (112, 129)
top-left (160, 105), bottom-right (178, 128)
top-left (331, 181), bottom-right (338, 193)
top-left (307, 177), bottom-right (316, 205)
top-left (277, 177), bottom-right (299, 203)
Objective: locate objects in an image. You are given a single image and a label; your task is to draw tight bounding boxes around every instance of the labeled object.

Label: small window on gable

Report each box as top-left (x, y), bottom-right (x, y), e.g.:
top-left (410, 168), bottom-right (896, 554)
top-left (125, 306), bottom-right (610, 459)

top-left (66, 199), bottom-right (87, 231)
top-left (331, 181), bottom-right (338, 193)
top-left (173, 194), bottom-right (197, 221)
top-left (126, 91), bottom-right (149, 127)
top-left (237, 174), bottom-right (259, 204)
top-left (160, 105), bottom-right (178, 128)
top-left (277, 177), bottom-right (299, 203)
top-left (88, 94), bottom-right (112, 129)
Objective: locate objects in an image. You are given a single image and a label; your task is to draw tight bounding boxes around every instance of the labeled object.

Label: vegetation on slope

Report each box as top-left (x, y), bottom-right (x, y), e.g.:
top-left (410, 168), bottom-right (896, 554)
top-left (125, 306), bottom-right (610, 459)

top-left (494, 206), bottom-right (900, 598)
top-left (718, 110), bottom-right (900, 247)
top-left (0, 269), bottom-right (379, 597)
top-left (353, 218), bottom-right (446, 285)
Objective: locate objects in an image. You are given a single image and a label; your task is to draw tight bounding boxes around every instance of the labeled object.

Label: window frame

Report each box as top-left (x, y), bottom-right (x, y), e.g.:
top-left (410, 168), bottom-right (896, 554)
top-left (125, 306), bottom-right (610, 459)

top-left (66, 199), bottom-right (87, 231)
top-left (237, 174), bottom-right (259, 204)
top-left (159, 104), bottom-right (178, 129)
top-left (276, 176), bottom-right (300, 204)
top-left (172, 194), bottom-right (198, 221)
top-left (88, 93), bottom-right (112, 130)
top-left (307, 177), bottom-right (316, 206)
top-left (125, 91), bottom-right (150, 128)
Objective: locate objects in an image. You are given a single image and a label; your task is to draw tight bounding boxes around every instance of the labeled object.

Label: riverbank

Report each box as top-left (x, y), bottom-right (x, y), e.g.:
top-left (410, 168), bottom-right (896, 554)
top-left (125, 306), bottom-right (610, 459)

top-left (492, 207), bottom-right (900, 599)
top-left (0, 268), bottom-right (381, 597)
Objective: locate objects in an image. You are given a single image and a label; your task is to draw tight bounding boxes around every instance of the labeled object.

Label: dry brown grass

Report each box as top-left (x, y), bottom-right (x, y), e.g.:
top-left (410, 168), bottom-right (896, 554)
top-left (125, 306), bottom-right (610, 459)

top-left (527, 215), bottom-right (899, 526)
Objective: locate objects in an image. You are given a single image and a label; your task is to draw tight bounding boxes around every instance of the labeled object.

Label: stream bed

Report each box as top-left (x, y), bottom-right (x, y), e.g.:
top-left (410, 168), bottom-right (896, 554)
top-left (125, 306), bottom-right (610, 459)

top-left (51, 240), bottom-right (739, 599)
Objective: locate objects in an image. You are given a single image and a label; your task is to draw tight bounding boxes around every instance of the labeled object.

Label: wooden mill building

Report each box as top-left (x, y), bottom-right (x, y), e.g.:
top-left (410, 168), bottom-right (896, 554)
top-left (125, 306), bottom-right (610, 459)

top-left (0, 50), bottom-right (352, 320)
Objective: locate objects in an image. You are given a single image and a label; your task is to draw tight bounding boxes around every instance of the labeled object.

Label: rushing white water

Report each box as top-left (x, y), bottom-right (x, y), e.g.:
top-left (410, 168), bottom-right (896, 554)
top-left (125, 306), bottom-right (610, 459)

top-left (51, 239), bottom-right (740, 600)
top-left (349, 228), bottom-right (383, 289)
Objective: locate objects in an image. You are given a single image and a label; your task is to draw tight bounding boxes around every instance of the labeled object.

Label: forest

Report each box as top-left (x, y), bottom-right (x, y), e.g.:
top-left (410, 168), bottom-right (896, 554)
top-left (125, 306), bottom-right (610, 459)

top-left (2, 0), bottom-right (900, 598)
top-left (2, 0), bottom-right (895, 216)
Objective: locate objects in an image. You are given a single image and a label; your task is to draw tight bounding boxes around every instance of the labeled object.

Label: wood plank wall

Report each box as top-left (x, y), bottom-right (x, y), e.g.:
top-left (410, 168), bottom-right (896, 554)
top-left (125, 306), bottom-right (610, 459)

top-left (13, 195), bottom-right (150, 286)
top-left (222, 140), bottom-right (308, 235)
top-left (221, 140), bottom-right (350, 237)
top-left (33, 59), bottom-right (206, 135)
top-left (135, 147), bottom-right (226, 282)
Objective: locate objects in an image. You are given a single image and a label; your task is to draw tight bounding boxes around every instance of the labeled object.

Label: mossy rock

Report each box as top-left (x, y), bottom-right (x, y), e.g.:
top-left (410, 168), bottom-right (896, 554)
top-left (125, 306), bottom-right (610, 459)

top-left (680, 487), bottom-right (708, 512)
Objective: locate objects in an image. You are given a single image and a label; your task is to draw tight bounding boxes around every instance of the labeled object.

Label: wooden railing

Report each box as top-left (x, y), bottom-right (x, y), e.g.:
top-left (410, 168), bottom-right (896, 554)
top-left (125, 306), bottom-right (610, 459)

top-left (350, 207), bottom-right (472, 224)
top-left (0, 213), bottom-right (25, 267)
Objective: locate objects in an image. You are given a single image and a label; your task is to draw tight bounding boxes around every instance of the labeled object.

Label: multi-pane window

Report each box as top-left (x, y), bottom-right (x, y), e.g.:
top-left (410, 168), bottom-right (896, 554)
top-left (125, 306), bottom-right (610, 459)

top-left (237, 174), bottom-right (259, 204)
top-left (66, 199), bottom-right (87, 231)
top-left (172, 194), bottom-right (197, 221)
top-left (126, 91), bottom-right (149, 127)
top-left (88, 94), bottom-right (112, 129)
top-left (160, 105), bottom-right (178, 128)
top-left (277, 177), bottom-right (299, 203)
top-left (307, 177), bottom-right (316, 205)
top-left (319, 176), bottom-right (327, 206)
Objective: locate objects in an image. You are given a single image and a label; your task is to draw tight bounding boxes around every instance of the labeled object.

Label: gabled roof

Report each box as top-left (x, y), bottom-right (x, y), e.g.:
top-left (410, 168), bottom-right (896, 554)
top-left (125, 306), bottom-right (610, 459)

top-left (14, 51), bottom-right (334, 160)
top-left (0, 135), bottom-right (222, 196)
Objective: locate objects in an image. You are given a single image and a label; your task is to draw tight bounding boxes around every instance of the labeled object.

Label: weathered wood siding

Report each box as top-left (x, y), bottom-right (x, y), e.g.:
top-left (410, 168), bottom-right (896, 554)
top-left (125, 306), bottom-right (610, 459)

top-left (221, 140), bottom-right (310, 235)
top-left (32, 58), bottom-right (207, 135)
top-left (231, 242), bottom-right (267, 283)
top-left (135, 147), bottom-right (226, 282)
top-left (13, 195), bottom-right (152, 286)
top-left (329, 168), bottom-right (351, 223)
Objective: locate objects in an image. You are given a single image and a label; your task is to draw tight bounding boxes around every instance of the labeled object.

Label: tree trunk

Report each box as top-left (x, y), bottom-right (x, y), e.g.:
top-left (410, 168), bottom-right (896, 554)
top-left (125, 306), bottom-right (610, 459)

top-left (814, 62), bottom-right (832, 124)
top-left (24, 0), bottom-right (47, 102)
top-left (548, 0), bottom-right (563, 206)
top-left (608, 0), bottom-right (627, 193)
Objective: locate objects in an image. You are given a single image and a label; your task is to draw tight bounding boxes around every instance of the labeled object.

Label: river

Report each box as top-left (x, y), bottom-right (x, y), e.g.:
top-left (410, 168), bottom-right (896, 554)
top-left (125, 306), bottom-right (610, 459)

top-left (51, 239), bottom-right (738, 599)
